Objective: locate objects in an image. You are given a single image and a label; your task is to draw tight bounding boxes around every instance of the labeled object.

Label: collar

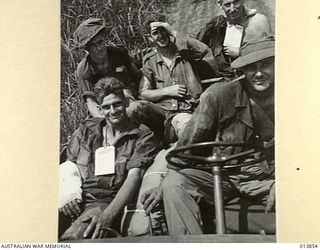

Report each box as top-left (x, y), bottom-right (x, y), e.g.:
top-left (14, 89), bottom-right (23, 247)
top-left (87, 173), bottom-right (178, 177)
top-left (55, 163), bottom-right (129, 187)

top-left (105, 121), bottom-right (141, 146)
top-left (234, 78), bottom-right (254, 128)
top-left (155, 46), bottom-right (181, 65)
top-left (83, 117), bottom-right (141, 141)
top-left (83, 117), bottom-right (106, 136)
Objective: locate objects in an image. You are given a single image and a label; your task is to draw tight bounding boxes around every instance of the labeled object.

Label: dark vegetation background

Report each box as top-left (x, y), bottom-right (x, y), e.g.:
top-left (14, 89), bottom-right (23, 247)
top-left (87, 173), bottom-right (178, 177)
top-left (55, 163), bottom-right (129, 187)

top-left (61, 0), bottom-right (274, 148)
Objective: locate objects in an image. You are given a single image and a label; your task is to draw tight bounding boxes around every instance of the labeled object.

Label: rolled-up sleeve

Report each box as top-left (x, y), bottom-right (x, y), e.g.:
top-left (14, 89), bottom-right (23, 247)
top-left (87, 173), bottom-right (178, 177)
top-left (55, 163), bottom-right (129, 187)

top-left (140, 59), bottom-right (155, 93)
top-left (126, 128), bottom-right (159, 170)
top-left (139, 75), bottom-right (154, 94)
top-left (75, 59), bottom-right (96, 102)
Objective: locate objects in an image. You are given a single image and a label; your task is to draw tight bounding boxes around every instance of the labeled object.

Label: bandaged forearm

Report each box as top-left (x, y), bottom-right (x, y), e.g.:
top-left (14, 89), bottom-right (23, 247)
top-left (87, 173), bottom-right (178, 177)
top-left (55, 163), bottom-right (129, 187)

top-left (59, 160), bottom-right (82, 208)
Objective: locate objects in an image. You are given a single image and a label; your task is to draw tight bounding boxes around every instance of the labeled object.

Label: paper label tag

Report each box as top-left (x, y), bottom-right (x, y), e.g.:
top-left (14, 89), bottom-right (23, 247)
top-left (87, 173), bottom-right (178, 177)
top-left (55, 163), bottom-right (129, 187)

top-left (95, 146), bottom-right (115, 176)
top-left (223, 24), bottom-right (244, 48)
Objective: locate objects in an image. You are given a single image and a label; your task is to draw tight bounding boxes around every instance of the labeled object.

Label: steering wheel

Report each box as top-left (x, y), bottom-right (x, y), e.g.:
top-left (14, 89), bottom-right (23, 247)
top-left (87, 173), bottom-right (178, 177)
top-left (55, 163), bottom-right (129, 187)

top-left (166, 141), bottom-right (269, 170)
top-left (166, 141), bottom-right (270, 234)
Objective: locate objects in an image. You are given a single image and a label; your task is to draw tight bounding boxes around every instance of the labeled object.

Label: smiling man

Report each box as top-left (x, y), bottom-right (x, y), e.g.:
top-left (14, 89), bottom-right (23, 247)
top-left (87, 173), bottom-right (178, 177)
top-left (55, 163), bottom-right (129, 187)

top-left (197, 0), bottom-right (272, 78)
top-left (141, 38), bottom-right (275, 235)
top-left (128, 15), bottom-right (209, 141)
top-left (59, 77), bottom-right (158, 240)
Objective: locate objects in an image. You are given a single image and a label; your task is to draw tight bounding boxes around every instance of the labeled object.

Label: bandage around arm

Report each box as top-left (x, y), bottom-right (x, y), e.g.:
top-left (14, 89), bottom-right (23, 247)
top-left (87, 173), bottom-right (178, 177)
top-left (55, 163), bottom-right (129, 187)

top-left (59, 160), bottom-right (82, 208)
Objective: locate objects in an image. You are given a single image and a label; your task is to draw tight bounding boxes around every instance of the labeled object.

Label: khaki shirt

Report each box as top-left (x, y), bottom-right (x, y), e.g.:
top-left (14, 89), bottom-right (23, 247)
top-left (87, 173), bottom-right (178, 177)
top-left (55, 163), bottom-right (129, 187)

top-left (174, 80), bottom-right (274, 173)
top-left (140, 33), bottom-right (209, 112)
top-left (67, 118), bottom-right (158, 203)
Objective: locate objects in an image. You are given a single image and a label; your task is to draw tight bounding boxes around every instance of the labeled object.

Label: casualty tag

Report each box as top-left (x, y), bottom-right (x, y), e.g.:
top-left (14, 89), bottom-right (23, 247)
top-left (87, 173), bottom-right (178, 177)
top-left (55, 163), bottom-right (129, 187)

top-left (95, 146), bottom-right (115, 176)
top-left (223, 24), bottom-right (244, 49)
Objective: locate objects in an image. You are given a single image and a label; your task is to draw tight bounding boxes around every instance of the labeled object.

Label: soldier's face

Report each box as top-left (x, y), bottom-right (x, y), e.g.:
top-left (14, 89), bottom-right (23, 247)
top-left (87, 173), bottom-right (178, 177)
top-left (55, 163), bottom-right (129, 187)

top-left (149, 23), bottom-right (170, 48)
top-left (86, 33), bottom-right (107, 63)
top-left (220, 0), bottom-right (245, 22)
top-left (242, 57), bottom-right (274, 93)
top-left (100, 94), bottom-right (127, 126)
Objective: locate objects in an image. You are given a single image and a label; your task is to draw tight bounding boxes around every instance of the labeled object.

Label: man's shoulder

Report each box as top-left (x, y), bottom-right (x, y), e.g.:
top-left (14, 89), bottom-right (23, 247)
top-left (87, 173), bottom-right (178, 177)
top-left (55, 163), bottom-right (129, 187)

top-left (245, 8), bottom-right (269, 24)
top-left (127, 120), bottom-right (154, 137)
top-left (246, 8), bottom-right (258, 16)
top-left (249, 11), bottom-right (269, 23)
top-left (131, 121), bottom-right (154, 136)
top-left (202, 15), bottom-right (227, 30)
top-left (197, 15), bottom-right (227, 40)
top-left (202, 79), bottom-right (241, 99)
top-left (142, 48), bottom-right (157, 64)
top-left (76, 54), bottom-right (91, 79)
top-left (81, 117), bottom-right (104, 132)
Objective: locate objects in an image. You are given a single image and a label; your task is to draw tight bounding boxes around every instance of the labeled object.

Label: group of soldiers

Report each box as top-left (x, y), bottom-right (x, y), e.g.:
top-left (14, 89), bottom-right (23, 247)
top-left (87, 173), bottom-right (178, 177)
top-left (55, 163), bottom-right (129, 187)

top-left (59, 0), bottom-right (275, 240)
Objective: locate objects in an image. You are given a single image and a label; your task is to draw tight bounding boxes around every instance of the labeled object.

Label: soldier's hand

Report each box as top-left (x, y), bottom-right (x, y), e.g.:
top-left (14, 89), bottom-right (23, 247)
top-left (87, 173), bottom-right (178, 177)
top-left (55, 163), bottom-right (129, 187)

top-left (59, 198), bottom-right (82, 219)
top-left (140, 185), bottom-right (163, 215)
top-left (165, 84), bottom-right (187, 98)
top-left (81, 207), bottom-right (112, 239)
top-left (223, 46), bottom-right (240, 58)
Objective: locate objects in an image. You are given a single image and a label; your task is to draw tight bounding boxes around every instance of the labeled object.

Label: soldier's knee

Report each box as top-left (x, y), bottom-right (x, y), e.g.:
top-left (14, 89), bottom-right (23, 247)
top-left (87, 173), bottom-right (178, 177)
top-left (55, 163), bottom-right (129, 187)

top-left (162, 173), bottom-right (184, 199)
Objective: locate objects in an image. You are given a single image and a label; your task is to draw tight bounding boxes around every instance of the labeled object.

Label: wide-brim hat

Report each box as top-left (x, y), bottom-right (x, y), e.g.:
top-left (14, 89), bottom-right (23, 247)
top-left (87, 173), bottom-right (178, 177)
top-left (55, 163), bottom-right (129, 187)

top-left (73, 18), bottom-right (106, 48)
top-left (231, 38), bottom-right (275, 68)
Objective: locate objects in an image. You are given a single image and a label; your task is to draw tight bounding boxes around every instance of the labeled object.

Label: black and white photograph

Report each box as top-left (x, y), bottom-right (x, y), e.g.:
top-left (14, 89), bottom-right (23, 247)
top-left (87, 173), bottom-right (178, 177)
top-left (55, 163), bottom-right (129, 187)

top-left (58, 0), bottom-right (276, 242)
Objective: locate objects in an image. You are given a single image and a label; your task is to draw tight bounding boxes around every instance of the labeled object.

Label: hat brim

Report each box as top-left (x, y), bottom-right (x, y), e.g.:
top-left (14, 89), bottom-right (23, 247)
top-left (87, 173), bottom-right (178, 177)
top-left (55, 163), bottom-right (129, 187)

top-left (231, 47), bottom-right (275, 68)
top-left (79, 25), bottom-right (106, 48)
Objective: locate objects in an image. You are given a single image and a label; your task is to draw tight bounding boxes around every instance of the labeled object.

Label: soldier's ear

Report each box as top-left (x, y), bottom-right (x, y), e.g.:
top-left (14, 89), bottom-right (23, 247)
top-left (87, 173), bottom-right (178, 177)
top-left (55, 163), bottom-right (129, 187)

top-left (97, 105), bottom-right (104, 116)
